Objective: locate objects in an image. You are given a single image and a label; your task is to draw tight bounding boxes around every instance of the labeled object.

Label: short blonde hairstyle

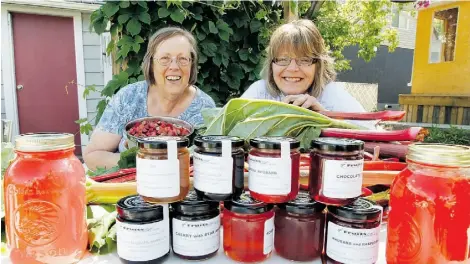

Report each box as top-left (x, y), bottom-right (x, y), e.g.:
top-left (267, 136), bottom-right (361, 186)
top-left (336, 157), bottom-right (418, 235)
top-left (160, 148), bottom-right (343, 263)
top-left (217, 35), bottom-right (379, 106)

top-left (261, 19), bottom-right (336, 98)
top-left (142, 27), bottom-right (198, 86)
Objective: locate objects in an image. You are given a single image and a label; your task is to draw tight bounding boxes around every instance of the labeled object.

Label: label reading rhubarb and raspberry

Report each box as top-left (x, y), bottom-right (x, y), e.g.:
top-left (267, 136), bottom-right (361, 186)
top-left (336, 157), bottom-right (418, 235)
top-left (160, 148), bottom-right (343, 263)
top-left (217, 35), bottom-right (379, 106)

top-left (326, 222), bottom-right (379, 264)
top-left (321, 159), bottom-right (363, 198)
top-left (137, 141), bottom-right (180, 197)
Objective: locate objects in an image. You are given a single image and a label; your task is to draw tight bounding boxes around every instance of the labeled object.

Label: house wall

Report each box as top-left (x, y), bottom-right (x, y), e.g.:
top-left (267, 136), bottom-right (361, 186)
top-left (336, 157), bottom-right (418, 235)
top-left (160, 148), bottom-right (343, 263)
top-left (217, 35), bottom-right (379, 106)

top-left (395, 12), bottom-right (417, 49)
top-left (1, 69), bottom-right (5, 120)
top-left (411, 1), bottom-right (470, 95)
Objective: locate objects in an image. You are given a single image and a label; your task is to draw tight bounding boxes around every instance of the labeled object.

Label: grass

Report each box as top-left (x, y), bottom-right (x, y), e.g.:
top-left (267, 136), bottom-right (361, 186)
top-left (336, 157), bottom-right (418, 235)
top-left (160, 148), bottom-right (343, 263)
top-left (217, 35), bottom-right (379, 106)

top-left (424, 126), bottom-right (470, 146)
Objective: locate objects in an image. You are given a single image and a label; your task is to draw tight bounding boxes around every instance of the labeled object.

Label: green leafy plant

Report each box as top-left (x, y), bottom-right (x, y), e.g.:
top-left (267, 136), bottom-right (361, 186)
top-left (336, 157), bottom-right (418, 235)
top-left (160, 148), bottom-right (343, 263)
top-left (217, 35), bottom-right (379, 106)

top-left (424, 126), bottom-right (470, 146)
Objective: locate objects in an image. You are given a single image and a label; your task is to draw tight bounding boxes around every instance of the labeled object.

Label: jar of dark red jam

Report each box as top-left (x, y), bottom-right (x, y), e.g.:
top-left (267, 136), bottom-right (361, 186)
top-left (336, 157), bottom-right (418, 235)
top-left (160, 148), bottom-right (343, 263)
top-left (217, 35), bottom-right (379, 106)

top-left (325, 198), bottom-right (382, 264)
top-left (193, 135), bottom-right (245, 201)
top-left (223, 192), bottom-right (275, 262)
top-left (248, 136), bottom-right (300, 203)
top-left (116, 195), bottom-right (170, 264)
top-left (275, 191), bottom-right (326, 261)
top-left (170, 190), bottom-right (220, 260)
top-left (309, 138), bottom-right (364, 205)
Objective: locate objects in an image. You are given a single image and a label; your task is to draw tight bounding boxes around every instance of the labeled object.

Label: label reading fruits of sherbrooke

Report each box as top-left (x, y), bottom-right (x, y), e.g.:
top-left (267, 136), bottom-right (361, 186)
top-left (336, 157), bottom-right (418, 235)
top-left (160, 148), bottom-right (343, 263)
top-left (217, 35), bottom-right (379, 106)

top-left (172, 216), bottom-right (220, 256)
top-left (137, 140), bottom-right (180, 197)
top-left (263, 216), bottom-right (275, 255)
top-left (326, 222), bottom-right (379, 264)
top-left (193, 140), bottom-right (233, 194)
top-left (117, 220), bottom-right (169, 261)
top-left (321, 159), bottom-right (364, 198)
top-left (248, 141), bottom-right (291, 195)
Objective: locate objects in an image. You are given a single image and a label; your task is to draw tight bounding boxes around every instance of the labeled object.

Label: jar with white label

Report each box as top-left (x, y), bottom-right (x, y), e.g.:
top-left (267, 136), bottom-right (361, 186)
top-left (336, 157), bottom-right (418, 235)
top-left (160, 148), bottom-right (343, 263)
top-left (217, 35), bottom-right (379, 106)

top-left (325, 198), bottom-right (382, 264)
top-left (223, 192), bottom-right (275, 263)
top-left (193, 135), bottom-right (245, 201)
top-left (248, 136), bottom-right (300, 203)
top-left (309, 138), bottom-right (364, 206)
top-left (136, 136), bottom-right (190, 203)
top-left (116, 195), bottom-right (170, 264)
top-left (170, 190), bottom-right (220, 260)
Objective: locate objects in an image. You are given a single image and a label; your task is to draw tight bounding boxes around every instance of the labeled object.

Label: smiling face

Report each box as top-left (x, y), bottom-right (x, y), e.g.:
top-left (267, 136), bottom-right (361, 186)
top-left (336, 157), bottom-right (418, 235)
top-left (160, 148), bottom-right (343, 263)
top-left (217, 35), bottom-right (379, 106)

top-left (272, 50), bottom-right (316, 96)
top-left (152, 35), bottom-right (192, 95)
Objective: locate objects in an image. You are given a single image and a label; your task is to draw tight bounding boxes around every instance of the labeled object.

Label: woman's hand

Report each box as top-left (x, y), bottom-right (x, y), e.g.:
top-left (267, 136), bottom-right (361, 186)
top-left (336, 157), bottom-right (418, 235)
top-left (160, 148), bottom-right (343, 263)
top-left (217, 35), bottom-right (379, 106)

top-left (282, 94), bottom-right (326, 111)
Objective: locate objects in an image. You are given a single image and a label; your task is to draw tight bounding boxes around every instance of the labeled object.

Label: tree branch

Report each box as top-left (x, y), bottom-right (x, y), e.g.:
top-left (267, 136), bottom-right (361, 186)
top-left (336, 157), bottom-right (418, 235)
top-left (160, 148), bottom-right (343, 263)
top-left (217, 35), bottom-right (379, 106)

top-left (304, 0), bottom-right (324, 19)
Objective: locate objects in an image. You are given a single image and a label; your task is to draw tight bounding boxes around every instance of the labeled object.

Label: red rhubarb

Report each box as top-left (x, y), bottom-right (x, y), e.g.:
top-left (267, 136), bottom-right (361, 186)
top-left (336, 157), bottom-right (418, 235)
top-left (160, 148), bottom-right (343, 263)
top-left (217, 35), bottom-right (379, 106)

top-left (320, 127), bottom-right (427, 142)
top-left (91, 168), bottom-right (136, 182)
top-left (319, 110), bottom-right (406, 121)
top-left (364, 142), bottom-right (408, 160)
top-left (102, 173), bottom-right (136, 183)
top-left (363, 161), bottom-right (407, 171)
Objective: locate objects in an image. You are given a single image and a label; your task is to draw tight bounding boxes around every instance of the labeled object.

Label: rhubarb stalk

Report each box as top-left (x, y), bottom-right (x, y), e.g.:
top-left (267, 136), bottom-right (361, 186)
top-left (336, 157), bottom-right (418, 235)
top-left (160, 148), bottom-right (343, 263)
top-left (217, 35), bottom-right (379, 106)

top-left (320, 127), bottom-right (428, 142)
top-left (364, 142), bottom-right (409, 160)
top-left (319, 110), bottom-right (406, 121)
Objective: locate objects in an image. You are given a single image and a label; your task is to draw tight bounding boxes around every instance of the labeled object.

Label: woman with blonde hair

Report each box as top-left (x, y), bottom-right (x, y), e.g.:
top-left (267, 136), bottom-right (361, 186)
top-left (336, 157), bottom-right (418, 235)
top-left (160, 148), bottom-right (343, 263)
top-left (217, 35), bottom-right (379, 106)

top-left (242, 19), bottom-right (366, 113)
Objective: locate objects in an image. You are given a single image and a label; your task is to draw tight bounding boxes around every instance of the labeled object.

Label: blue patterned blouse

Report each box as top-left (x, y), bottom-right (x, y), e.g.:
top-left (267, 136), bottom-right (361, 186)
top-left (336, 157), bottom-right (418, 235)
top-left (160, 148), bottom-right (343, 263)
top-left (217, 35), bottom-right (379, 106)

top-left (95, 81), bottom-right (216, 152)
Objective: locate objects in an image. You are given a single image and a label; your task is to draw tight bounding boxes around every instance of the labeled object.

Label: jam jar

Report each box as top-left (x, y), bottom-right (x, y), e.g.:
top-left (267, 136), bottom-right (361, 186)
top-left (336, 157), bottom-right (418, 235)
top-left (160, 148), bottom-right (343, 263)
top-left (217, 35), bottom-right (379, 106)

top-left (116, 195), bottom-right (170, 264)
top-left (170, 190), bottom-right (221, 260)
top-left (3, 133), bottom-right (88, 264)
top-left (309, 138), bottom-right (364, 205)
top-left (275, 191), bottom-right (326, 261)
top-left (136, 136), bottom-right (190, 203)
top-left (193, 135), bottom-right (245, 201)
top-left (386, 144), bottom-right (470, 264)
top-left (223, 192), bottom-right (275, 262)
top-left (248, 136), bottom-right (300, 203)
top-left (326, 198), bottom-right (382, 264)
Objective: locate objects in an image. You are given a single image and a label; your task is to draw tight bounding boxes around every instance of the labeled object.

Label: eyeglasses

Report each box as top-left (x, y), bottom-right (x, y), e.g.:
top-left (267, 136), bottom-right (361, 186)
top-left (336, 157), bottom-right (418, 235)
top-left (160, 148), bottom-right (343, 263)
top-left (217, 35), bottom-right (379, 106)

top-left (272, 57), bottom-right (319, 67)
top-left (154, 56), bottom-right (192, 66)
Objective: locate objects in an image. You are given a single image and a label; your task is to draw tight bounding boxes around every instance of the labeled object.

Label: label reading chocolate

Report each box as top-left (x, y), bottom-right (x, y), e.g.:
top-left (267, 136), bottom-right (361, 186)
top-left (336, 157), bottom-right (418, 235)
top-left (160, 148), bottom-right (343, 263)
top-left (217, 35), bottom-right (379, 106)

top-left (322, 159), bottom-right (363, 198)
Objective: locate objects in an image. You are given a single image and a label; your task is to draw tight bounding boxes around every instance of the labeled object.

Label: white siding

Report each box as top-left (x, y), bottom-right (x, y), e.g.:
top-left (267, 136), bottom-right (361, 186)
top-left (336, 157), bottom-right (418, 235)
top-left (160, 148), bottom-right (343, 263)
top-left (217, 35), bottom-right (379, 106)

top-left (385, 8), bottom-right (418, 50)
top-left (82, 13), bottom-right (106, 128)
top-left (1, 69), bottom-right (6, 120)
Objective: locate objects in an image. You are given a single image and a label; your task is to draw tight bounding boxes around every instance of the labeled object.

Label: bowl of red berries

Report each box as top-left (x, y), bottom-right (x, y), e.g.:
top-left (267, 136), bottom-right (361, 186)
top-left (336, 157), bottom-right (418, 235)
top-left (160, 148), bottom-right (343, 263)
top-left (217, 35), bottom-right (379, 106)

top-left (124, 116), bottom-right (194, 148)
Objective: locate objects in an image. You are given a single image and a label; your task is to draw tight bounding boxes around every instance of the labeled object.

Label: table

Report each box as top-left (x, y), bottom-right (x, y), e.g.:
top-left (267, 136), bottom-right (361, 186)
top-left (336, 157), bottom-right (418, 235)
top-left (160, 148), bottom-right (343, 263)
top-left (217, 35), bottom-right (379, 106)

top-left (1, 225), bottom-right (389, 264)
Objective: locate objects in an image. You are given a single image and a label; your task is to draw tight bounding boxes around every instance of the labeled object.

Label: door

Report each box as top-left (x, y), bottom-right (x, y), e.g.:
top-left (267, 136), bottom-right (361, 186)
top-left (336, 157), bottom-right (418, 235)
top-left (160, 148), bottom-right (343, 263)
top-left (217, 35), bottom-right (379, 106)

top-left (11, 12), bottom-right (82, 154)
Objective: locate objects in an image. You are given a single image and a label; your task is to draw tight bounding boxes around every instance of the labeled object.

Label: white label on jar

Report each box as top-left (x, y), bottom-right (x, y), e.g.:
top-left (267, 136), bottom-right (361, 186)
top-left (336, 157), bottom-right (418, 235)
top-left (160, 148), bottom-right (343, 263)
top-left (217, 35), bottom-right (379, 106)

top-left (137, 140), bottom-right (180, 197)
top-left (172, 215), bottom-right (221, 256)
top-left (326, 222), bottom-right (379, 264)
top-left (117, 220), bottom-right (169, 261)
top-left (322, 159), bottom-right (363, 198)
top-left (193, 140), bottom-right (233, 194)
top-left (248, 141), bottom-right (292, 195)
top-left (263, 216), bottom-right (275, 255)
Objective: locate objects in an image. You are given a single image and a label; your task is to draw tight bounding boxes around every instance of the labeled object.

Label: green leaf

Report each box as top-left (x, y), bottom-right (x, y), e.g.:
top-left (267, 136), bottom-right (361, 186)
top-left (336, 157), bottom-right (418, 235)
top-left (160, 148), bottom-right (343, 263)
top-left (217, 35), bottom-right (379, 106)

top-left (255, 9), bottom-right (268, 20)
top-left (138, 13), bottom-right (151, 24)
top-left (200, 41), bottom-right (218, 57)
top-left (158, 7), bottom-right (171, 18)
top-left (196, 31), bottom-right (206, 41)
top-left (198, 54), bottom-right (208, 64)
top-left (137, 1), bottom-right (148, 9)
top-left (132, 43), bottom-right (141, 53)
top-left (249, 20), bottom-right (262, 33)
top-left (208, 21), bottom-right (218, 34)
top-left (137, 74), bottom-right (145, 81)
top-left (134, 35), bottom-right (144, 44)
top-left (93, 18), bottom-right (107, 34)
top-left (117, 14), bottom-right (131, 25)
top-left (94, 100), bottom-right (109, 125)
top-left (126, 18), bottom-right (141, 36)
top-left (102, 2), bottom-right (119, 17)
top-left (228, 64), bottom-right (244, 80)
top-left (216, 20), bottom-right (233, 34)
top-left (239, 49), bottom-right (249, 61)
top-left (170, 8), bottom-right (185, 23)
top-left (120, 1), bottom-right (130, 8)
top-left (219, 31), bottom-right (230, 42)
top-left (213, 54), bottom-right (222, 66)
top-left (201, 108), bottom-right (223, 127)
top-left (75, 118), bottom-right (88, 124)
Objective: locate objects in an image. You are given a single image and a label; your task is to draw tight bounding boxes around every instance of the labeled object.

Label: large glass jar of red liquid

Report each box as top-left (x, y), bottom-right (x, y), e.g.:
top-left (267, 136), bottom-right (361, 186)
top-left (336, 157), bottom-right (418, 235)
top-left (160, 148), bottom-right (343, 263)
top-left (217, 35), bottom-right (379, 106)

top-left (386, 144), bottom-right (470, 264)
top-left (309, 138), bottom-right (364, 205)
top-left (248, 136), bottom-right (300, 203)
top-left (223, 192), bottom-right (275, 262)
top-left (3, 133), bottom-right (88, 264)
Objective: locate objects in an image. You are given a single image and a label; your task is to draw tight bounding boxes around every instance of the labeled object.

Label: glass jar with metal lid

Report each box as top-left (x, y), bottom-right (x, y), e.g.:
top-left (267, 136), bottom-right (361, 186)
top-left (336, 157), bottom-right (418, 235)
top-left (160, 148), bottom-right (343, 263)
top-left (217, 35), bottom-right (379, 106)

top-left (275, 191), bottom-right (326, 261)
top-left (136, 136), bottom-right (190, 203)
top-left (116, 195), bottom-right (170, 264)
top-left (193, 135), bottom-right (245, 201)
top-left (386, 144), bottom-right (470, 264)
top-left (309, 137), bottom-right (365, 206)
top-left (3, 133), bottom-right (88, 264)
top-left (248, 136), bottom-right (300, 203)
top-left (223, 192), bottom-right (275, 262)
top-left (326, 198), bottom-right (383, 264)
top-left (170, 190), bottom-right (220, 260)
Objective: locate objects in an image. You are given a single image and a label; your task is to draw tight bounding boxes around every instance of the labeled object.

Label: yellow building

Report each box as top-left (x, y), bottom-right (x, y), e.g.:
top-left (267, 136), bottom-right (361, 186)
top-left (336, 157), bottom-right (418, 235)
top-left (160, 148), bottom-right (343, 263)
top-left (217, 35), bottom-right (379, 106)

top-left (399, 0), bottom-right (470, 125)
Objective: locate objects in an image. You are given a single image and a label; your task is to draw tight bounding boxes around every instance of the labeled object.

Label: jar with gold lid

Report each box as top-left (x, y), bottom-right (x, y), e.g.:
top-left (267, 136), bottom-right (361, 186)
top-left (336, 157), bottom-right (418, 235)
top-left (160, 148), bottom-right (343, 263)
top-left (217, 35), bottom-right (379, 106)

top-left (4, 133), bottom-right (88, 264)
top-left (136, 136), bottom-right (190, 203)
top-left (386, 144), bottom-right (470, 264)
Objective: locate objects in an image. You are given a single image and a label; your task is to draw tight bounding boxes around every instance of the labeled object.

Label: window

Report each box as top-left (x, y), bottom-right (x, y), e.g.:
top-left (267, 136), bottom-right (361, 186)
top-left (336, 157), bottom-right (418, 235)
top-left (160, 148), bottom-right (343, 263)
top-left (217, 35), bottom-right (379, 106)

top-left (429, 7), bottom-right (458, 63)
top-left (391, 9), bottom-right (410, 29)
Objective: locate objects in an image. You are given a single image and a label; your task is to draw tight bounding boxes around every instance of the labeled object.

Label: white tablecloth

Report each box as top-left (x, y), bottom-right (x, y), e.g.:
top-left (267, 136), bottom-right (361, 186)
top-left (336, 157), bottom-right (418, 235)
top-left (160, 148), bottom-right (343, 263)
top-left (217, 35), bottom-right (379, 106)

top-left (2, 225), bottom-right (389, 264)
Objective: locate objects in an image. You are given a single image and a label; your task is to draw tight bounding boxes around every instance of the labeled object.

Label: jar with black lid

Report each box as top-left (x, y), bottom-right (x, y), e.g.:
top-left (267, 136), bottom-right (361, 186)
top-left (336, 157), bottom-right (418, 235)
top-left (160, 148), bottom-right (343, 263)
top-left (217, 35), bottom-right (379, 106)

top-left (275, 191), bottom-right (326, 261)
top-left (116, 195), bottom-right (170, 264)
top-left (193, 135), bottom-right (245, 201)
top-left (223, 192), bottom-right (275, 262)
top-left (309, 138), bottom-right (365, 206)
top-left (325, 198), bottom-right (383, 264)
top-left (170, 190), bottom-right (221, 260)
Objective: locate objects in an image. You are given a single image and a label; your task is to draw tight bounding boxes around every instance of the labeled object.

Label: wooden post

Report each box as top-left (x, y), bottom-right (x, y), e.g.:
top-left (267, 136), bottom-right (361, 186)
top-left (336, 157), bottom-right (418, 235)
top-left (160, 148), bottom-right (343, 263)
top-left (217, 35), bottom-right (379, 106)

top-left (283, 1), bottom-right (299, 22)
